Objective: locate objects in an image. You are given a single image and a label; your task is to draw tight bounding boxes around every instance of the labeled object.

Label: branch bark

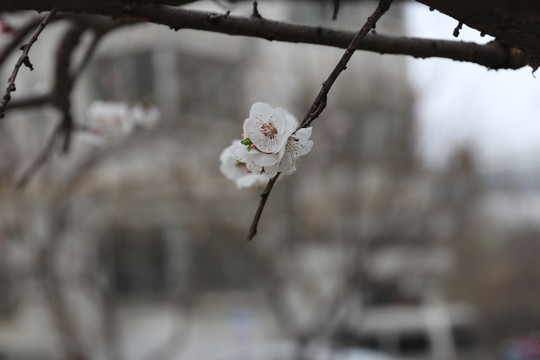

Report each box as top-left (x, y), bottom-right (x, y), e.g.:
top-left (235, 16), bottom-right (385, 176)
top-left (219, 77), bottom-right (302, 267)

top-left (0, 6), bottom-right (527, 71)
top-left (89, 4), bottom-right (528, 70)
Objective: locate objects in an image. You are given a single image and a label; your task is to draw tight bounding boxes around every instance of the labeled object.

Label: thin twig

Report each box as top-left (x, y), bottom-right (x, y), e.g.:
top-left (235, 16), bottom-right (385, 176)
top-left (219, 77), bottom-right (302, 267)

top-left (0, 7), bottom-right (57, 119)
top-left (246, 173), bottom-right (280, 240)
top-left (453, 21), bottom-right (463, 38)
top-left (301, 0), bottom-right (393, 129)
top-left (15, 123), bottom-right (62, 189)
top-left (246, 0), bottom-right (394, 241)
top-left (332, 0), bottom-right (340, 20)
top-left (0, 15), bottom-right (48, 65)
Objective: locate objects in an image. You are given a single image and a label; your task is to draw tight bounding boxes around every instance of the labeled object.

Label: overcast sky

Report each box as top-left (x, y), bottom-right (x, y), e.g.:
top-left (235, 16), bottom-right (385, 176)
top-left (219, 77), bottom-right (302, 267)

top-left (404, 3), bottom-right (540, 172)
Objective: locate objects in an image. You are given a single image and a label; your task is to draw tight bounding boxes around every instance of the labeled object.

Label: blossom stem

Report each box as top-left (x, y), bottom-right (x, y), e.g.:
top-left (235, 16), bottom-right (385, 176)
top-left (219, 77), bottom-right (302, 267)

top-left (246, 173), bottom-right (280, 241)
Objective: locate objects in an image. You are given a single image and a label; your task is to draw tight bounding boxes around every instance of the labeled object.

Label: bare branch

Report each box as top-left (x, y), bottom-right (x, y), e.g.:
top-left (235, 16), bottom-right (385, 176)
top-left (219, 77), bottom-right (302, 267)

top-left (0, 15), bottom-right (49, 65)
top-left (0, 0), bottom-right (197, 12)
top-left (5, 92), bottom-right (52, 110)
top-left (15, 123), bottom-right (62, 189)
top-left (247, 0), bottom-right (394, 241)
top-left (0, 8), bottom-right (57, 119)
top-left (54, 18), bottom-right (126, 153)
top-left (14, 20), bottom-right (123, 188)
top-left (1, 5), bottom-right (527, 72)
top-left (302, 0), bottom-right (392, 128)
top-left (246, 173), bottom-right (280, 241)
top-left (97, 5), bottom-right (527, 70)
top-left (53, 22), bottom-right (87, 153)
top-left (2, 16), bottom-right (125, 116)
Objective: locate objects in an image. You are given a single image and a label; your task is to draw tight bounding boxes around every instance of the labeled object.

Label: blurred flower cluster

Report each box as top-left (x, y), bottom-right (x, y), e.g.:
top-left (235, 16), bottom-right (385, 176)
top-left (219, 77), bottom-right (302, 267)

top-left (220, 102), bottom-right (313, 189)
top-left (82, 101), bottom-right (160, 145)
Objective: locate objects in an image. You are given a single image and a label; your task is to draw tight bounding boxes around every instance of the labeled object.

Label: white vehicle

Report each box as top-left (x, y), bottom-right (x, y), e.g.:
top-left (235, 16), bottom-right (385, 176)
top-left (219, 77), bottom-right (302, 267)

top-left (336, 303), bottom-right (478, 360)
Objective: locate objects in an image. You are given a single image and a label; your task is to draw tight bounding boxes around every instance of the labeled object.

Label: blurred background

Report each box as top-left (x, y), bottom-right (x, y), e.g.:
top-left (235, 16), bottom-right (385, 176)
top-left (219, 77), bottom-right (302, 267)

top-left (1, 1), bottom-right (540, 360)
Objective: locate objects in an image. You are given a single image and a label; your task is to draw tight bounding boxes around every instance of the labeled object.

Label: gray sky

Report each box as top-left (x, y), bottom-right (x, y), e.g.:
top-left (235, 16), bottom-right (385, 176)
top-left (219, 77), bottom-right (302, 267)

top-left (405, 3), bottom-right (540, 172)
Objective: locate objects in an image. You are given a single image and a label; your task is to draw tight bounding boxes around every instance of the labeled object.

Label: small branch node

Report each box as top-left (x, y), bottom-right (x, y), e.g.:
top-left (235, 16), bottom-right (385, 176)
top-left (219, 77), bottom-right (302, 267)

top-left (251, 1), bottom-right (262, 19)
top-left (453, 21), bottom-right (463, 38)
top-left (332, 0), bottom-right (341, 20)
top-left (22, 56), bottom-right (34, 70)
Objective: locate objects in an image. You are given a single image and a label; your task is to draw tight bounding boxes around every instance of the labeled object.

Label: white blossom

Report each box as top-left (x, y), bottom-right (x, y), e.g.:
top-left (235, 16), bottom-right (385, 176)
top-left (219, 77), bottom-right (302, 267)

top-left (233, 103), bottom-right (298, 176)
top-left (130, 103), bottom-right (160, 129)
top-left (220, 140), bottom-right (270, 189)
top-left (223, 102), bottom-right (314, 186)
top-left (86, 101), bottom-right (133, 141)
top-left (243, 102), bottom-right (293, 154)
top-left (279, 127), bottom-right (314, 173)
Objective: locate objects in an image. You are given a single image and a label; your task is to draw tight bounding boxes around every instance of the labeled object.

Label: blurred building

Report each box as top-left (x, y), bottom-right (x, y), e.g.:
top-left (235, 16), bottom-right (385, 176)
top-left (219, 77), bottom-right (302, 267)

top-left (0, 2), bottom-right (508, 360)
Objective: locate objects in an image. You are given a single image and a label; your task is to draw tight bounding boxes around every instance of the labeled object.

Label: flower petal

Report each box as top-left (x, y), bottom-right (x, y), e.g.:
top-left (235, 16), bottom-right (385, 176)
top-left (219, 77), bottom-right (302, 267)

top-left (251, 151), bottom-right (280, 166)
top-left (264, 163), bottom-right (279, 177)
top-left (249, 102), bottom-right (273, 119)
top-left (283, 109), bottom-right (298, 136)
top-left (293, 139), bottom-right (313, 157)
top-left (236, 173), bottom-right (270, 189)
top-left (278, 149), bottom-right (296, 173)
top-left (295, 127), bottom-right (312, 140)
top-left (220, 140), bottom-right (249, 181)
top-left (245, 161), bottom-right (263, 174)
top-left (245, 103), bottom-right (289, 154)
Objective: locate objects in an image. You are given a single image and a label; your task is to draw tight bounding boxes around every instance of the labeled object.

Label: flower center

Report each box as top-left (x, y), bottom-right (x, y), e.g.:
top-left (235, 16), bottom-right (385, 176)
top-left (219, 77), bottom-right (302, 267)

top-left (260, 121), bottom-right (278, 139)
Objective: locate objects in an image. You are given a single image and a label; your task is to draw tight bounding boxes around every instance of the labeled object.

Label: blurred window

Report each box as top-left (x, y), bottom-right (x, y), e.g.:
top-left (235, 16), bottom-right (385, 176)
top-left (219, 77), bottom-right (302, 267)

top-left (452, 325), bottom-right (477, 350)
top-left (396, 331), bottom-right (431, 356)
top-left (92, 51), bottom-right (154, 102)
top-left (175, 53), bottom-right (244, 122)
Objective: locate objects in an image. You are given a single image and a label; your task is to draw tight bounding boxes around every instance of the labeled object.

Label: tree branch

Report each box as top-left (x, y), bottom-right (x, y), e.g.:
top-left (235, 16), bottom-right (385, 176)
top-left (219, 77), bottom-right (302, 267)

top-left (246, 173), bottom-right (280, 240)
top-left (13, 18), bottom-right (123, 189)
top-left (0, 15), bottom-right (50, 65)
top-left (5, 92), bottom-right (52, 110)
top-left (0, 7), bottom-right (57, 119)
top-left (0, 0), bottom-right (528, 69)
top-left (301, 0), bottom-right (393, 128)
top-left (95, 4), bottom-right (528, 70)
top-left (1, 5), bottom-right (527, 72)
top-left (247, 0), bottom-right (394, 240)
top-left (0, 0), bottom-right (197, 12)
top-left (15, 123), bottom-right (62, 189)
top-left (53, 22), bottom-right (87, 153)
